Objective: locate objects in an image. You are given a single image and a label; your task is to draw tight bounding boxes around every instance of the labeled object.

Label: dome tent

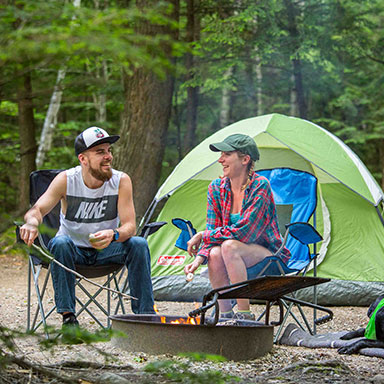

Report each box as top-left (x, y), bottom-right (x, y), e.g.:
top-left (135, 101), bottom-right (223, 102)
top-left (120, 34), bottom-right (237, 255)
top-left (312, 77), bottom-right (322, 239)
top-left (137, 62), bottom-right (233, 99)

top-left (144, 114), bottom-right (384, 305)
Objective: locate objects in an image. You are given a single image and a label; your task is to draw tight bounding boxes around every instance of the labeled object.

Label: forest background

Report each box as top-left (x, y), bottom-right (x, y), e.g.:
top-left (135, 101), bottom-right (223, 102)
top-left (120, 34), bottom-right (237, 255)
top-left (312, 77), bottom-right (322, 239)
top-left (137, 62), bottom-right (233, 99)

top-left (1, 0), bottom-right (383, 232)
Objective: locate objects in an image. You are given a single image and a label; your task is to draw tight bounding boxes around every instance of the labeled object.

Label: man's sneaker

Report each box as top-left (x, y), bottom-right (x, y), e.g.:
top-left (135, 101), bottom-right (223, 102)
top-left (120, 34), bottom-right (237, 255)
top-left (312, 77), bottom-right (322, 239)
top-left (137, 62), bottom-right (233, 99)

top-left (232, 311), bottom-right (256, 321)
top-left (62, 313), bottom-right (79, 327)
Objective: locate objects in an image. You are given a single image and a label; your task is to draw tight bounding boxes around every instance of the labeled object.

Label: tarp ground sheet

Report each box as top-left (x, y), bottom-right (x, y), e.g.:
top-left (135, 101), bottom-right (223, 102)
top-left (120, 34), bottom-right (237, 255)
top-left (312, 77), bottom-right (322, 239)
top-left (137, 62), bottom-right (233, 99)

top-left (279, 323), bottom-right (384, 359)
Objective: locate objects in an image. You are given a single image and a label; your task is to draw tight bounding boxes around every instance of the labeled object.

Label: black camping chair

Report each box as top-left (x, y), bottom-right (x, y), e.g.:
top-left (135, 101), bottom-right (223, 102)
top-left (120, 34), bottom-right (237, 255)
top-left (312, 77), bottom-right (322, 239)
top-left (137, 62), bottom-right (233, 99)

top-left (16, 169), bottom-right (166, 336)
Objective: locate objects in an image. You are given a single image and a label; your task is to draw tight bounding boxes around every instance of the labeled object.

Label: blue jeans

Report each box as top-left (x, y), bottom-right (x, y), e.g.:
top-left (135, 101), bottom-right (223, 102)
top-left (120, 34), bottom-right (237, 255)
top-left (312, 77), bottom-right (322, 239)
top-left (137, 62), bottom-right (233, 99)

top-left (48, 235), bottom-right (155, 315)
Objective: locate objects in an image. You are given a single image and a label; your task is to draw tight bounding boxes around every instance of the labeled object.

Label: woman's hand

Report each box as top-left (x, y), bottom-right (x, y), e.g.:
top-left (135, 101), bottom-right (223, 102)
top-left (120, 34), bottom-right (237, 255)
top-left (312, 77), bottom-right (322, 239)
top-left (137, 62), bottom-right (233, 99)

top-left (187, 232), bottom-right (203, 257)
top-left (184, 256), bottom-right (205, 276)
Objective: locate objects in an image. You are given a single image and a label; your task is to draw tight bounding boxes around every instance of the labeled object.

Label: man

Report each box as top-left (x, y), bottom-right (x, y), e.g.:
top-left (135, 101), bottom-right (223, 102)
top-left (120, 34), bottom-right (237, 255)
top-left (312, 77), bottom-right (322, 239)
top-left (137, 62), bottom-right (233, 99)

top-left (20, 126), bottom-right (155, 326)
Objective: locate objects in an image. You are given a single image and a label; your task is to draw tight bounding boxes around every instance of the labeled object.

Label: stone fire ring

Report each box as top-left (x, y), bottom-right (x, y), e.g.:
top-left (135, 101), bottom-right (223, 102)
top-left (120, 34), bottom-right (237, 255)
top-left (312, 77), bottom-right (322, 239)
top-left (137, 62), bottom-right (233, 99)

top-left (110, 314), bottom-right (274, 361)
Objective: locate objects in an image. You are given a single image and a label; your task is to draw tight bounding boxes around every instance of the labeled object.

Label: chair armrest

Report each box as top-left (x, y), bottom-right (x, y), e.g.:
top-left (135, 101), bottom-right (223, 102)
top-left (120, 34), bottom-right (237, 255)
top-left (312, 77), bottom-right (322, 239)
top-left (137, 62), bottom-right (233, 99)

top-left (272, 222), bottom-right (322, 261)
top-left (14, 221), bottom-right (24, 243)
top-left (285, 222), bottom-right (322, 245)
top-left (172, 218), bottom-right (197, 251)
top-left (139, 221), bottom-right (167, 238)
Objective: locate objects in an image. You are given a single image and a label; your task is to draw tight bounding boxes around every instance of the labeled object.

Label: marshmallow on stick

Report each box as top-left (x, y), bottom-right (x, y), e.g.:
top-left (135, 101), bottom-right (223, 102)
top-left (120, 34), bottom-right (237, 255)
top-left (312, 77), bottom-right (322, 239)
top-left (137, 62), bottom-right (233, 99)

top-left (186, 273), bottom-right (194, 282)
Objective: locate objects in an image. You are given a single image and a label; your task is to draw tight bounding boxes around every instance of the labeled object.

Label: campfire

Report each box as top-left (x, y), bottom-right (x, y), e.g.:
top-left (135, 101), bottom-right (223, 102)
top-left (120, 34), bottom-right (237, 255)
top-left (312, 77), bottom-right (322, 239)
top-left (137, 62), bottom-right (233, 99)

top-left (110, 311), bottom-right (274, 361)
top-left (153, 304), bottom-right (201, 325)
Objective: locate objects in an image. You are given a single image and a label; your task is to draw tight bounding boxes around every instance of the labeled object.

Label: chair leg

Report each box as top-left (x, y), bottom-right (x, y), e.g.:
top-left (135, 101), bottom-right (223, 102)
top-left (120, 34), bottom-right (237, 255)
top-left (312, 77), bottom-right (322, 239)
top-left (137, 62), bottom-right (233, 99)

top-left (27, 259), bottom-right (32, 332)
top-left (29, 260), bottom-right (50, 338)
top-left (273, 300), bottom-right (314, 343)
top-left (31, 265), bottom-right (52, 331)
top-left (112, 273), bottom-right (125, 315)
top-left (76, 296), bottom-right (107, 328)
top-left (75, 274), bottom-right (117, 328)
top-left (107, 274), bottom-right (111, 328)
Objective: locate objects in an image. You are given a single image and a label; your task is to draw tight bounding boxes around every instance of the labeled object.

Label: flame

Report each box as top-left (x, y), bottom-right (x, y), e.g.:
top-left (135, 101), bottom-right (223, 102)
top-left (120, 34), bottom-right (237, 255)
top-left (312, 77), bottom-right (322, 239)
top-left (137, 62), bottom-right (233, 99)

top-left (170, 316), bottom-right (200, 325)
top-left (154, 304), bottom-right (200, 325)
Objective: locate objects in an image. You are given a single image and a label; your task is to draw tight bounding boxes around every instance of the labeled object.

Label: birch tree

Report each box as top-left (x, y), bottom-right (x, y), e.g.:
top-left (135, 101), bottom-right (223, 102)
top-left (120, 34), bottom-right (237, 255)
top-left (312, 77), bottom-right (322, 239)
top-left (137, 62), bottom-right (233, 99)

top-left (36, 0), bottom-right (81, 168)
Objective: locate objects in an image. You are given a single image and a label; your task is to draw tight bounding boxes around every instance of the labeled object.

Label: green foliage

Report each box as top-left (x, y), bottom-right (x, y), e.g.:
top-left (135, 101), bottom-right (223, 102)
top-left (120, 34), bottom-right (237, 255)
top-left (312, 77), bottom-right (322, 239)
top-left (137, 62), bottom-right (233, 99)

top-left (0, 1), bottom-right (184, 76)
top-left (144, 352), bottom-right (239, 384)
top-left (0, 323), bottom-right (126, 372)
top-left (1, 0), bottom-right (384, 223)
top-left (40, 326), bottom-right (124, 349)
top-left (0, 224), bottom-right (21, 253)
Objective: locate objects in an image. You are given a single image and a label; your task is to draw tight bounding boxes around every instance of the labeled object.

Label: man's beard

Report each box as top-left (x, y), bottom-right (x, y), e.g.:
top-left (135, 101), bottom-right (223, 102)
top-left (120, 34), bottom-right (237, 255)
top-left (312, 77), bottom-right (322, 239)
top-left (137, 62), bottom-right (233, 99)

top-left (89, 163), bottom-right (112, 182)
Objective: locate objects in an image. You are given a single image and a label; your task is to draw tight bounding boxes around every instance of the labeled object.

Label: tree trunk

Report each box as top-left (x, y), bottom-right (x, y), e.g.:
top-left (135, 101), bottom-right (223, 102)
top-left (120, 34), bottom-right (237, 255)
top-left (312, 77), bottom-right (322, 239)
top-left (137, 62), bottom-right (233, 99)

top-left (284, 0), bottom-right (307, 119)
top-left (219, 67), bottom-right (234, 128)
top-left (183, 0), bottom-right (200, 155)
top-left (244, 53), bottom-right (262, 116)
top-left (115, 0), bottom-right (179, 224)
top-left (290, 74), bottom-right (298, 116)
top-left (172, 86), bottom-right (183, 162)
top-left (292, 57), bottom-right (307, 118)
top-left (36, 69), bottom-right (66, 168)
top-left (255, 59), bottom-right (263, 116)
top-left (90, 60), bottom-right (109, 123)
top-left (17, 73), bottom-right (37, 214)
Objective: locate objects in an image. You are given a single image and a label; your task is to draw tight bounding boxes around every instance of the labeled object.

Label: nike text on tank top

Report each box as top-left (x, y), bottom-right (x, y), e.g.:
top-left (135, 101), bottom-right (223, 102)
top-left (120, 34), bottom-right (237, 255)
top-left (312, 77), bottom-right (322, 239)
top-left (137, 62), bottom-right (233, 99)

top-left (56, 166), bottom-right (121, 247)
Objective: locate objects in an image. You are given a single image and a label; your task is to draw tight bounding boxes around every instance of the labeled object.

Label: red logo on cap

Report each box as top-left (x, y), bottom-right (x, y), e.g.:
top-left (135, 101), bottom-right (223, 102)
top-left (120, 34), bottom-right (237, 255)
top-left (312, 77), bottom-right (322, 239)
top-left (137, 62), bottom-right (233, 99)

top-left (94, 128), bottom-right (105, 139)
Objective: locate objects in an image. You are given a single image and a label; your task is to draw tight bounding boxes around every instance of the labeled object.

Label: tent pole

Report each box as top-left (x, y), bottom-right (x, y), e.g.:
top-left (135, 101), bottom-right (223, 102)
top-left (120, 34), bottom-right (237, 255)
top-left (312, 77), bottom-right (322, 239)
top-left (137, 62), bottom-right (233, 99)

top-left (140, 198), bottom-right (160, 230)
top-left (375, 202), bottom-right (384, 227)
top-left (313, 210), bottom-right (317, 335)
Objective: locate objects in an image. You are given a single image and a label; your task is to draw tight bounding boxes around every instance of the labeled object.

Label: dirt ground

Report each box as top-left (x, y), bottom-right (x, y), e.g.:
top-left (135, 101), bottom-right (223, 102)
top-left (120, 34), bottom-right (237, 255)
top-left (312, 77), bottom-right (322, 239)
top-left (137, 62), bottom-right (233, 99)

top-left (1, 252), bottom-right (383, 383)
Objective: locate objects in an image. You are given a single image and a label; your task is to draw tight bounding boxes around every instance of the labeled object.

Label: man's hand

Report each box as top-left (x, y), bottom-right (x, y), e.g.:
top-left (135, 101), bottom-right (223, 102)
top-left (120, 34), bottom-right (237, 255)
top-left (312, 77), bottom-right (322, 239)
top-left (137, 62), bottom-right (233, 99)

top-left (20, 223), bottom-right (39, 247)
top-left (89, 229), bottom-right (115, 250)
top-left (187, 232), bottom-right (203, 257)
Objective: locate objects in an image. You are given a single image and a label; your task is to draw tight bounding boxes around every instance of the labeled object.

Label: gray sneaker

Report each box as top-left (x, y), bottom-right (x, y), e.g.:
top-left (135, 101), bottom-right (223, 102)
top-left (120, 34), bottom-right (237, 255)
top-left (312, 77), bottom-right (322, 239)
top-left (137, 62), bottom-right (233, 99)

top-left (204, 310), bottom-right (234, 325)
top-left (232, 312), bottom-right (256, 321)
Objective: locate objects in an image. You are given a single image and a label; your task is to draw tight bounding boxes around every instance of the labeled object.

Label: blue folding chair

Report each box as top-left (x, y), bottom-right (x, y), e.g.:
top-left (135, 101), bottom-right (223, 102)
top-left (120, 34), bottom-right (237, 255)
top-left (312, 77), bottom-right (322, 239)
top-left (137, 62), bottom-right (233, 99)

top-left (173, 168), bottom-right (331, 340)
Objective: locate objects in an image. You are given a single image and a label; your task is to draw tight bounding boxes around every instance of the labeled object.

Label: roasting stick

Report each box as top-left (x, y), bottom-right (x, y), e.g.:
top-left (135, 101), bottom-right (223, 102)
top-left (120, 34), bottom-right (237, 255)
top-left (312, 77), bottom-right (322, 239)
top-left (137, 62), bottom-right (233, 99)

top-left (31, 243), bottom-right (137, 300)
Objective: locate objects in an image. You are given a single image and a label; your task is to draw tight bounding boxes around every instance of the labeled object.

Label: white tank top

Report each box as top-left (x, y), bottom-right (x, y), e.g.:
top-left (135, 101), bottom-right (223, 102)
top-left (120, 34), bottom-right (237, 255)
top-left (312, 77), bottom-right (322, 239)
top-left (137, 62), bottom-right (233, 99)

top-left (56, 166), bottom-right (121, 247)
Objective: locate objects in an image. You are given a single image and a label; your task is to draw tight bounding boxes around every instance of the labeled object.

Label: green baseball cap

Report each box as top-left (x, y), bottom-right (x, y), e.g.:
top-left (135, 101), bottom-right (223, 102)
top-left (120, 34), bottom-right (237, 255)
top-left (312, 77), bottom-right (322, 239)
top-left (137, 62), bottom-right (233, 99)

top-left (209, 133), bottom-right (260, 161)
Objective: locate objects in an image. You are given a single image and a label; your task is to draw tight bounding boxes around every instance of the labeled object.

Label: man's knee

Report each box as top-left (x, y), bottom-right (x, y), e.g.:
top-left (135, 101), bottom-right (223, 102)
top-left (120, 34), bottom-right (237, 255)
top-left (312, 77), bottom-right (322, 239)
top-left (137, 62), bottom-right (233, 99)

top-left (126, 236), bottom-right (148, 248)
top-left (123, 236), bottom-right (150, 262)
top-left (48, 236), bottom-right (74, 259)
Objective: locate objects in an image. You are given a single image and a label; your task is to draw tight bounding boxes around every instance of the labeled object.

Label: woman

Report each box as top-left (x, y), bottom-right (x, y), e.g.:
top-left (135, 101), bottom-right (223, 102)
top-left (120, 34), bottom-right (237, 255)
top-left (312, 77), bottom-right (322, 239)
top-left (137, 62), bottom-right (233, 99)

top-left (184, 133), bottom-right (291, 321)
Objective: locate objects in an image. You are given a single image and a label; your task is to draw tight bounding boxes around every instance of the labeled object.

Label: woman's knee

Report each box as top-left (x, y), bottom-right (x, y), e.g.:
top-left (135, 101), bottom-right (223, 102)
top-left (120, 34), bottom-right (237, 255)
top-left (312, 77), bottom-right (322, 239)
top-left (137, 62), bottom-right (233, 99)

top-left (208, 246), bottom-right (222, 263)
top-left (221, 240), bottom-right (241, 259)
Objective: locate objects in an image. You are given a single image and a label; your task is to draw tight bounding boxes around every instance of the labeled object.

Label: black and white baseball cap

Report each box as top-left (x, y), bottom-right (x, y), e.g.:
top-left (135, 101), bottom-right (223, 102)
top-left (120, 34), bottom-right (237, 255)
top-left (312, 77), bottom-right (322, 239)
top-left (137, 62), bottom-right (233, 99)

top-left (74, 127), bottom-right (120, 156)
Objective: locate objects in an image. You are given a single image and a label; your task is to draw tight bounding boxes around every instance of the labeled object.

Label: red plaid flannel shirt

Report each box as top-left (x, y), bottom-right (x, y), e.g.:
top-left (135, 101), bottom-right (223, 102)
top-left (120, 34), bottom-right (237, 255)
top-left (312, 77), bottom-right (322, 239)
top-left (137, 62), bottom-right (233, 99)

top-left (197, 172), bottom-right (291, 263)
